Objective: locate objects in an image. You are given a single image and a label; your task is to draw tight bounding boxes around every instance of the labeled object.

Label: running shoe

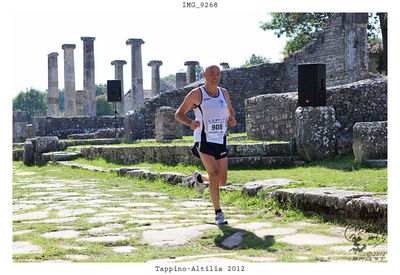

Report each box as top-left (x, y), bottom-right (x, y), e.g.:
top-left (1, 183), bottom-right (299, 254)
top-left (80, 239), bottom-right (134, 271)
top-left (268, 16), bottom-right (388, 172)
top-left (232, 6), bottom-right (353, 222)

top-left (192, 170), bottom-right (204, 194)
top-left (215, 211), bottom-right (228, 225)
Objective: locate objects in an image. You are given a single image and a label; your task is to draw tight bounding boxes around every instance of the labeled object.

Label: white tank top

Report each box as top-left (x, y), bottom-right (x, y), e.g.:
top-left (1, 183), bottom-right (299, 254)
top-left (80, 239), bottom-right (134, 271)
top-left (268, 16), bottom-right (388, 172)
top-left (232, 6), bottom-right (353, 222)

top-left (193, 86), bottom-right (227, 144)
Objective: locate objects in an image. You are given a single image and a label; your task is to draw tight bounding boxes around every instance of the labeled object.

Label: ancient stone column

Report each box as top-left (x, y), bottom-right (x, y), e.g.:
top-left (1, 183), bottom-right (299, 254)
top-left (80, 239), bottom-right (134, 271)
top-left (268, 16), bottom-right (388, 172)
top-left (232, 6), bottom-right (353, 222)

top-left (81, 37), bottom-right (96, 116)
top-left (184, 61), bottom-right (199, 84)
top-left (62, 44), bottom-right (76, 117)
top-left (220, 62), bottom-right (230, 69)
top-left (126, 38), bottom-right (145, 112)
top-left (176, 72), bottom-right (187, 88)
top-left (47, 52), bottom-right (59, 117)
top-left (76, 90), bottom-right (84, 116)
top-left (147, 60), bottom-right (163, 97)
top-left (111, 60), bottom-right (127, 116)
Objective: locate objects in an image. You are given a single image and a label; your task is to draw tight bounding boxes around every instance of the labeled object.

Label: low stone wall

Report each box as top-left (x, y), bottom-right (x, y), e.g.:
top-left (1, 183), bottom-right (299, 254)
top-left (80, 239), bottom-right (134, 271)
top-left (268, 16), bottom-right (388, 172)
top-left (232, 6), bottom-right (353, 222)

top-left (80, 142), bottom-right (291, 166)
top-left (327, 77), bottom-right (387, 134)
top-left (267, 187), bottom-right (386, 226)
top-left (245, 92), bottom-right (297, 140)
top-left (352, 121), bottom-right (387, 164)
top-left (245, 77), bottom-right (387, 141)
top-left (32, 116), bottom-right (124, 139)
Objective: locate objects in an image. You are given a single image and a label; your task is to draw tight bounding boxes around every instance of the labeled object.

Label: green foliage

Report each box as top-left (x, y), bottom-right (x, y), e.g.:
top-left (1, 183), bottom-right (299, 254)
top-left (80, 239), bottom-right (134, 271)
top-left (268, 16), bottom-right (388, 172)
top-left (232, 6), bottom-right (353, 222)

top-left (196, 65), bottom-right (204, 80)
top-left (96, 83), bottom-right (107, 96)
top-left (161, 74), bottom-right (176, 86)
top-left (242, 54), bottom-right (271, 67)
top-left (260, 13), bottom-right (332, 55)
top-left (260, 13), bottom-right (385, 58)
top-left (12, 88), bottom-right (48, 123)
top-left (96, 94), bottom-right (115, 116)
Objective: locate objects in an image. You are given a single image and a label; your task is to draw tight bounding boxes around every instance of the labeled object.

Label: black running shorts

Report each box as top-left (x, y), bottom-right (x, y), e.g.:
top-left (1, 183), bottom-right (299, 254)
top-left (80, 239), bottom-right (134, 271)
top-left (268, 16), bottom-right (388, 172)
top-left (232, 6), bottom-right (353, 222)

top-left (191, 136), bottom-right (228, 160)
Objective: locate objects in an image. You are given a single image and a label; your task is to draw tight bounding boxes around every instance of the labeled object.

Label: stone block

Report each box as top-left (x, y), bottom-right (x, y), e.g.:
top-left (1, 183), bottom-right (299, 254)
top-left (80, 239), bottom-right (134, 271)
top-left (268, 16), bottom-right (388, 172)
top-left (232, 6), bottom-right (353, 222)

top-left (352, 121), bottom-right (387, 164)
top-left (294, 106), bottom-right (336, 161)
top-left (242, 179), bottom-right (297, 196)
top-left (155, 106), bottom-right (182, 142)
top-left (35, 136), bottom-right (59, 153)
top-left (23, 139), bottom-right (35, 165)
top-left (13, 111), bottom-right (28, 143)
top-left (123, 111), bottom-right (146, 142)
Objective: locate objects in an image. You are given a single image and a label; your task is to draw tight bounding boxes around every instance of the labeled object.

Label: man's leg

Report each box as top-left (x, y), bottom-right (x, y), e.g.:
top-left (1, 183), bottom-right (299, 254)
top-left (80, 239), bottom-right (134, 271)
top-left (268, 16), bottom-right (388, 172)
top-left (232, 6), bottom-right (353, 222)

top-left (216, 157), bottom-right (228, 187)
top-left (197, 150), bottom-right (221, 210)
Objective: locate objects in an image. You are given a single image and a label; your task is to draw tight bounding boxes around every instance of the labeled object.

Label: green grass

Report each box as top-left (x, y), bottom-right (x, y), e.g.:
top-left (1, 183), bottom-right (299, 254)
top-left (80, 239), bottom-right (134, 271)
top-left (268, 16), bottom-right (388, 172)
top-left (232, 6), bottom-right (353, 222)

top-left (12, 161), bottom-right (387, 263)
top-left (66, 153), bottom-right (387, 193)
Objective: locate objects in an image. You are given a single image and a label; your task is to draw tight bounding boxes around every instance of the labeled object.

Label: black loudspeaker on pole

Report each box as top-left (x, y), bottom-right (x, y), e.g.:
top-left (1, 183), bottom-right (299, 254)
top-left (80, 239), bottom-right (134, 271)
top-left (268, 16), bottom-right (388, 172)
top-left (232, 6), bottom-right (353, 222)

top-left (107, 80), bottom-right (122, 102)
top-left (298, 64), bottom-right (326, 107)
top-left (107, 80), bottom-right (122, 138)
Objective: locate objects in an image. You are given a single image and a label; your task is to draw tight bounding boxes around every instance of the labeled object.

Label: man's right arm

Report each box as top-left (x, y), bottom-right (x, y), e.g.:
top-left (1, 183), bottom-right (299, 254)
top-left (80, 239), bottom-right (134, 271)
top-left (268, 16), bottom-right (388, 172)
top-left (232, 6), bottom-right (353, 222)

top-left (174, 89), bottom-right (201, 130)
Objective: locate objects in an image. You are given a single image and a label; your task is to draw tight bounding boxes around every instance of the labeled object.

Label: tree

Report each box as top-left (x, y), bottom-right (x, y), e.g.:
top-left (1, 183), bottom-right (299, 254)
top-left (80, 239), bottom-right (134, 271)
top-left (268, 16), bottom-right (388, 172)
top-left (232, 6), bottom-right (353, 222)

top-left (96, 94), bottom-right (114, 116)
top-left (13, 88), bottom-right (48, 123)
top-left (260, 13), bottom-right (387, 74)
top-left (242, 54), bottom-right (271, 67)
top-left (260, 13), bottom-right (332, 56)
top-left (196, 65), bottom-right (204, 81)
top-left (377, 13), bottom-right (387, 74)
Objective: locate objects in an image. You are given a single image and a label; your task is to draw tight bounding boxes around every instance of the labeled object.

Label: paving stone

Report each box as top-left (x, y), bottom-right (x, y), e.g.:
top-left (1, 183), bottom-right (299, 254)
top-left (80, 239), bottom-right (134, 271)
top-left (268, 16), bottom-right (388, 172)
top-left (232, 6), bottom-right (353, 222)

top-left (132, 192), bottom-right (165, 197)
top-left (13, 229), bottom-right (34, 236)
top-left (242, 178), bottom-right (298, 196)
top-left (13, 204), bottom-right (36, 211)
top-left (122, 202), bottom-right (159, 208)
top-left (85, 216), bottom-right (121, 223)
top-left (14, 172), bottom-right (37, 176)
top-left (65, 254), bottom-right (90, 260)
top-left (173, 201), bottom-right (213, 208)
top-left (88, 223), bottom-right (125, 233)
top-left (23, 217), bottom-right (79, 224)
top-left (13, 211), bottom-right (48, 221)
top-left (112, 246), bottom-right (137, 253)
top-left (61, 245), bottom-right (86, 250)
top-left (78, 234), bottom-right (132, 243)
top-left (234, 222), bottom-right (273, 230)
top-left (136, 223), bottom-right (189, 230)
top-left (41, 230), bottom-right (81, 239)
top-left (21, 183), bottom-right (65, 188)
top-left (57, 208), bottom-right (97, 217)
top-left (254, 227), bottom-right (299, 237)
top-left (277, 233), bottom-right (348, 245)
top-left (13, 241), bottom-right (43, 254)
top-left (142, 224), bottom-right (214, 246)
top-left (132, 214), bottom-right (176, 219)
top-left (221, 232), bottom-right (245, 249)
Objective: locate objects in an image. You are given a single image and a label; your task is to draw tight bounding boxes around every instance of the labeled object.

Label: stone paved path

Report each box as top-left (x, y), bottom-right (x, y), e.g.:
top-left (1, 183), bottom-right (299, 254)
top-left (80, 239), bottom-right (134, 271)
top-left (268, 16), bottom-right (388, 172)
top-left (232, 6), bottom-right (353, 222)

top-left (12, 164), bottom-right (387, 263)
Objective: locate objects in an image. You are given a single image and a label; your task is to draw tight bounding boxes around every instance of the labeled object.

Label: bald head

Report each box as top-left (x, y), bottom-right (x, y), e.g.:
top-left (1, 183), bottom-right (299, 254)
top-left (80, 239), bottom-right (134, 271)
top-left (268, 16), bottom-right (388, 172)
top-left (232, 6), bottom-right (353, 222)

top-left (205, 65), bottom-right (221, 74)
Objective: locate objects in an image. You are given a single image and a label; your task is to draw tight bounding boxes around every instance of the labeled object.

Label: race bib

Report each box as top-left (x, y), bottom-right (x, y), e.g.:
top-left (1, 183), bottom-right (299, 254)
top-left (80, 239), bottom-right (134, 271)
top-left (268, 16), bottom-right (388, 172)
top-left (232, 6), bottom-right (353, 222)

top-left (206, 117), bottom-right (226, 139)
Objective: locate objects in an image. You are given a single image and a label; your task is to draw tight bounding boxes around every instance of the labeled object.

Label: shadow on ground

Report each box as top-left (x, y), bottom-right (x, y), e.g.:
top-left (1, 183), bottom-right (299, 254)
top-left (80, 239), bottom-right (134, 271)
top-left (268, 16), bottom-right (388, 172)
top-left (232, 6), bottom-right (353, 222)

top-left (206, 223), bottom-right (277, 251)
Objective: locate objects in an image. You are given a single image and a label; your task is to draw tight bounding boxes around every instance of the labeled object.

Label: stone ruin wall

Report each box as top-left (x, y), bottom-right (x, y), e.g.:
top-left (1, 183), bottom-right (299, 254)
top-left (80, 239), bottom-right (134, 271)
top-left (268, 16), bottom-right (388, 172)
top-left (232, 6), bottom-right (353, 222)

top-left (14, 13), bottom-right (380, 143)
top-left (32, 116), bottom-right (124, 139)
top-left (283, 13), bottom-right (371, 93)
top-left (140, 13), bottom-right (374, 139)
top-left (246, 76), bottom-right (387, 141)
top-left (141, 63), bottom-right (285, 138)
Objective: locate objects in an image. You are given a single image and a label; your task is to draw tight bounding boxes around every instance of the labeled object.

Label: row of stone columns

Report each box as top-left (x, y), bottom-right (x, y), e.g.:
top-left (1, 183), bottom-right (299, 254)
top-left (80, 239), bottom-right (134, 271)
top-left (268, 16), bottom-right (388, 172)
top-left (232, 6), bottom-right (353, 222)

top-left (48, 36), bottom-right (230, 117)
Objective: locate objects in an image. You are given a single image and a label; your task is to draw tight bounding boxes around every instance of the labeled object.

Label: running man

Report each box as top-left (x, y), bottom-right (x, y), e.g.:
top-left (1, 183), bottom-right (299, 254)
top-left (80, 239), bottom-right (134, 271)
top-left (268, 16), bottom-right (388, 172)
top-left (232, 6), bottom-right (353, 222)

top-left (174, 65), bottom-right (236, 224)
